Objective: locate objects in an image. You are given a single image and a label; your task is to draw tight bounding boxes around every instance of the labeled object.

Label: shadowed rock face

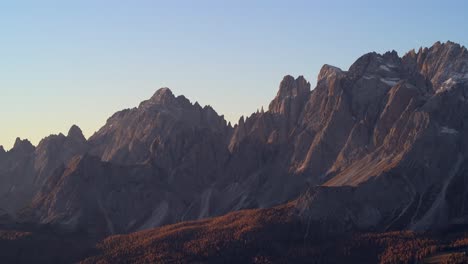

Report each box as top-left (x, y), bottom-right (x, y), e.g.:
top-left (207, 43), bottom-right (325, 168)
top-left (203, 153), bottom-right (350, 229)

top-left (0, 128), bottom-right (89, 217)
top-left (3, 41), bottom-right (468, 238)
top-left (29, 155), bottom-right (165, 236)
top-left (88, 88), bottom-right (231, 166)
top-left (0, 139), bottom-right (36, 215)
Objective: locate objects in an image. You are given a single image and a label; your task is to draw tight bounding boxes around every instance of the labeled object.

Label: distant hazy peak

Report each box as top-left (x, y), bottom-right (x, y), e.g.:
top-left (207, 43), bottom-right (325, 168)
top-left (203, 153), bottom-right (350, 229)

top-left (67, 125), bottom-right (86, 142)
top-left (12, 137), bottom-right (35, 153)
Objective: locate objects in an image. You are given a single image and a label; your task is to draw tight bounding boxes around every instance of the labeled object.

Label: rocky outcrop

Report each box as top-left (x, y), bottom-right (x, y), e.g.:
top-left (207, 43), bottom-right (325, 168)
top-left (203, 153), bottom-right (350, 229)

top-left (34, 125), bottom-right (89, 185)
top-left (0, 126), bottom-right (89, 216)
top-left (268, 75), bottom-right (310, 126)
top-left (68, 125), bottom-right (87, 142)
top-left (24, 89), bottom-right (234, 234)
top-left (403, 41), bottom-right (468, 91)
top-left (0, 146), bottom-right (6, 157)
top-left (11, 138), bottom-right (35, 154)
top-left (0, 139), bottom-right (36, 215)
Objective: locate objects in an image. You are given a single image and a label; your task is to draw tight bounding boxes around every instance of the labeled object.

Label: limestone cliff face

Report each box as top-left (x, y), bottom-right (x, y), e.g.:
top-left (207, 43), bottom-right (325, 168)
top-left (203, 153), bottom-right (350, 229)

top-left (268, 75), bottom-right (310, 125)
top-left (5, 41), bottom-right (468, 236)
top-left (34, 125), bottom-right (89, 185)
top-left (88, 88), bottom-right (230, 166)
top-left (297, 42), bottom-right (468, 232)
top-left (403, 41), bottom-right (468, 90)
top-left (0, 138), bottom-right (36, 215)
top-left (0, 126), bottom-right (89, 216)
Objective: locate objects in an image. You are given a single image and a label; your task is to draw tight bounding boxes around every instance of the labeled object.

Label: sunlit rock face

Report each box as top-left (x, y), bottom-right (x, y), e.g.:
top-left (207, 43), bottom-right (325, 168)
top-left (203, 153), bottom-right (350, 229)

top-left (297, 42), bottom-right (468, 232)
top-left (4, 41), bottom-right (468, 236)
top-left (88, 87), bottom-right (231, 165)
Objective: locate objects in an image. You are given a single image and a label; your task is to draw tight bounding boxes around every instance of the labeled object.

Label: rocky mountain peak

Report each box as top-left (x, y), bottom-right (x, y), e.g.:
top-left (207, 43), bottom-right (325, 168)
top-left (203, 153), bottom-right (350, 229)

top-left (406, 48), bottom-right (417, 58)
top-left (410, 41), bottom-right (468, 91)
top-left (347, 52), bottom-right (378, 78)
top-left (348, 51), bottom-right (402, 82)
top-left (277, 75), bottom-right (309, 98)
top-left (238, 115), bottom-right (245, 126)
top-left (433, 40), bottom-right (463, 51)
top-left (317, 64), bottom-right (344, 83)
top-left (137, 88), bottom-right (177, 109)
top-left (12, 138), bottom-right (35, 154)
top-left (89, 86), bottom-right (231, 165)
top-left (382, 50), bottom-right (400, 60)
top-left (154, 87), bottom-right (174, 96)
top-left (268, 75), bottom-right (310, 114)
top-left (67, 125), bottom-right (86, 142)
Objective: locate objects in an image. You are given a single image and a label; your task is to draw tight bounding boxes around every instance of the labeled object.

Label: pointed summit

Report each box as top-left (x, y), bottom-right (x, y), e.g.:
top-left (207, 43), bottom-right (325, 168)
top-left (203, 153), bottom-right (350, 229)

top-left (317, 64), bottom-right (344, 83)
top-left (268, 75), bottom-right (310, 114)
top-left (67, 125), bottom-right (86, 142)
top-left (0, 145), bottom-right (5, 155)
top-left (139, 88), bottom-right (177, 109)
top-left (275, 75), bottom-right (310, 99)
top-left (150, 88), bottom-right (176, 103)
top-left (12, 137), bottom-right (35, 153)
top-left (411, 40), bottom-right (468, 90)
top-left (152, 87), bottom-right (174, 97)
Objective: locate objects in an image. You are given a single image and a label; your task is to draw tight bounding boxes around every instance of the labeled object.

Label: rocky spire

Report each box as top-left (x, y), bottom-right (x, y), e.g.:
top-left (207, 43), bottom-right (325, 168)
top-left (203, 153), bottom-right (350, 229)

top-left (12, 137), bottom-right (35, 154)
top-left (270, 76), bottom-right (309, 108)
top-left (268, 75), bottom-right (310, 126)
top-left (150, 88), bottom-right (176, 104)
top-left (228, 116), bottom-right (247, 151)
top-left (67, 125), bottom-right (86, 142)
top-left (238, 115), bottom-right (245, 130)
top-left (137, 88), bottom-right (180, 110)
top-left (409, 41), bottom-right (468, 90)
top-left (317, 64), bottom-right (344, 83)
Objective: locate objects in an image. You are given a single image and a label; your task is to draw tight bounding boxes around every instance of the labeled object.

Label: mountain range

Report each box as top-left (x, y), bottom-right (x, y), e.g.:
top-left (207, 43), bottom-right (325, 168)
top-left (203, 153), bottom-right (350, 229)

top-left (2, 41), bottom-right (468, 263)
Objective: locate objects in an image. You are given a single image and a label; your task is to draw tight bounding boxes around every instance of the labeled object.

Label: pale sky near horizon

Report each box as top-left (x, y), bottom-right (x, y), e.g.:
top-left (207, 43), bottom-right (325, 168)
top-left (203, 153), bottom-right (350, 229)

top-left (1, 0), bottom-right (468, 150)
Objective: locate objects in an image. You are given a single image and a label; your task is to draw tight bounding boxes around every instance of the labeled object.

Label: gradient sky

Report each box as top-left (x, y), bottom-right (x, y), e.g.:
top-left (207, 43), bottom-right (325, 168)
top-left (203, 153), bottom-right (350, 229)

top-left (1, 0), bottom-right (467, 150)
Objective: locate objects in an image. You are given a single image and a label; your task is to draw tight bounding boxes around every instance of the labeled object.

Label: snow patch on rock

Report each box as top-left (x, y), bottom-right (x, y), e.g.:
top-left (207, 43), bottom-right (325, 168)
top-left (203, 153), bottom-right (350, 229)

top-left (379, 65), bottom-right (392, 72)
top-left (380, 78), bottom-right (400, 86)
top-left (440, 126), bottom-right (458, 134)
top-left (404, 83), bottom-right (417, 89)
top-left (437, 78), bottom-right (457, 93)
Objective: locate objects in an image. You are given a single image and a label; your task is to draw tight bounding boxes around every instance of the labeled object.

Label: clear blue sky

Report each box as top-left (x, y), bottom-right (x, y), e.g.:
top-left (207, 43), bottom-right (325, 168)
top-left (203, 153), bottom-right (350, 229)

top-left (1, 0), bottom-right (467, 150)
